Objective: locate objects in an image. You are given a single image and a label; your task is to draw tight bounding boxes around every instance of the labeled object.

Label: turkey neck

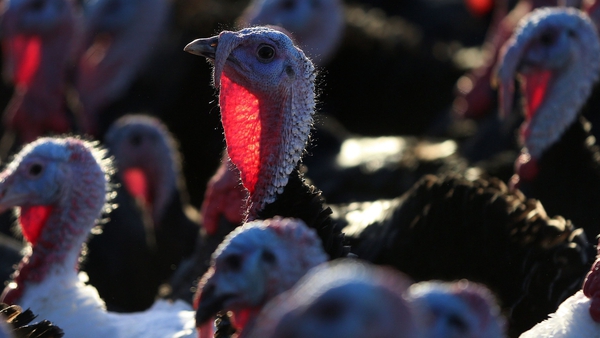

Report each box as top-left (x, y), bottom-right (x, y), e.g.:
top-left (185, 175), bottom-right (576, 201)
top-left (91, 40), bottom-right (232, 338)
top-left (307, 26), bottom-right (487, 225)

top-left (2, 160), bottom-right (106, 305)
top-left (520, 116), bottom-right (600, 240)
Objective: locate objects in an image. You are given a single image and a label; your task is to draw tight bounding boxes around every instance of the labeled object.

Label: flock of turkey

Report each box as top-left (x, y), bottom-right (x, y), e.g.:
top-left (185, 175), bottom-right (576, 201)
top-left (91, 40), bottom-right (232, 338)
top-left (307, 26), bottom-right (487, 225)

top-left (2, 0), bottom-right (600, 337)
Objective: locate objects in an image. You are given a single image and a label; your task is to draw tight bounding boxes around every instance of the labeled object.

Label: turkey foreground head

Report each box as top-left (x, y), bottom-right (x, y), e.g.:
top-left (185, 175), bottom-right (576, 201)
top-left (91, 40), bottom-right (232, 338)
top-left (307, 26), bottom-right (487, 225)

top-left (0, 137), bottom-right (109, 304)
top-left (194, 217), bottom-right (327, 334)
top-left (496, 7), bottom-right (600, 187)
top-left (248, 259), bottom-right (420, 338)
top-left (185, 26), bottom-right (316, 221)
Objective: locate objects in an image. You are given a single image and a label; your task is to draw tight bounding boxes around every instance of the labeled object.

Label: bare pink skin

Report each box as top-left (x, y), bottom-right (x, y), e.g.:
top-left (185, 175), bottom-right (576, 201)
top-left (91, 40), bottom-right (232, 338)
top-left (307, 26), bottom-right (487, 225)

top-left (200, 157), bottom-right (247, 235)
top-left (583, 244), bottom-right (600, 322)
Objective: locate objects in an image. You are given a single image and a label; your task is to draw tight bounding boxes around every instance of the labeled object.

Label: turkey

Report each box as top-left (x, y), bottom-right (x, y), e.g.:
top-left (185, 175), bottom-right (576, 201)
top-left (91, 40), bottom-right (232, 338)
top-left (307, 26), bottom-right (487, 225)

top-left (247, 259), bottom-right (421, 338)
top-left (80, 114), bottom-right (200, 312)
top-left (185, 25), bottom-right (595, 337)
top-left (75, 0), bottom-right (170, 136)
top-left (0, 303), bottom-right (64, 338)
top-left (406, 279), bottom-right (506, 338)
top-left (0, 137), bottom-right (198, 337)
top-left (517, 238), bottom-right (600, 337)
top-left (0, 0), bottom-right (81, 145)
top-left (193, 217), bottom-right (330, 336)
top-left (184, 26), bottom-right (348, 260)
top-left (104, 115), bottom-right (199, 285)
top-left (496, 6), bottom-right (600, 241)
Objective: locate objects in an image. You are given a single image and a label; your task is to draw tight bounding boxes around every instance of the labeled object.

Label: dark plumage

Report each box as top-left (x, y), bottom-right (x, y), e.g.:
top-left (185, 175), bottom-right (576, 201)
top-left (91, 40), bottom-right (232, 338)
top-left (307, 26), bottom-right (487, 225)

top-left (516, 117), bottom-right (600, 241)
top-left (80, 180), bottom-right (155, 312)
top-left (333, 174), bottom-right (594, 336)
top-left (0, 303), bottom-right (64, 338)
top-left (258, 167), bottom-right (347, 259)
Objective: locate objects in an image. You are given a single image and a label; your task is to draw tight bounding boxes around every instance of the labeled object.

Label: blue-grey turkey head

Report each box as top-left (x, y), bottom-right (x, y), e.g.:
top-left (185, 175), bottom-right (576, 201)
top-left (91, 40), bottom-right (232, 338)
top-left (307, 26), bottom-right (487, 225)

top-left (496, 7), bottom-right (600, 188)
top-left (185, 27), bottom-right (316, 221)
top-left (0, 137), bottom-right (109, 305)
top-left (237, 0), bottom-right (345, 66)
top-left (194, 217), bottom-right (328, 335)
top-left (248, 259), bottom-right (421, 338)
top-left (76, 0), bottom-right (169, 136)
top-left (0, 0), bottom-right (81, 142)
top-left (104, 114), bottom-right (187, 227)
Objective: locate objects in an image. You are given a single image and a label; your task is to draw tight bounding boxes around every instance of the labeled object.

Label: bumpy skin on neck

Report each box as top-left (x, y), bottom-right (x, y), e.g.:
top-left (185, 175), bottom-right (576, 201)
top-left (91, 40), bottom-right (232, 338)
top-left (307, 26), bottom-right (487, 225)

top-left (0, 138), bottom-right (109, 305)
top-left (208, 28), bottom-right (316, 219)
top-left (497, 7), bottom-right (600, 159)
top-left (194, 217), bottom-right (328, 334)
top-left (1, 0), bottom-right (81, 142)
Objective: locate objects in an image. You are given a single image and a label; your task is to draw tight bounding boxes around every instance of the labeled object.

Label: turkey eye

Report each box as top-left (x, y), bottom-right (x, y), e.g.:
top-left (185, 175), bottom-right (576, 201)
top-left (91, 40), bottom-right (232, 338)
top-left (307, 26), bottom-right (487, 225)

top-left (261, 249), bottom-right (276, 264)
top-left (281, 0), bottom-right (295, 10)
top-left (539, 32), bottom-right (555, 46)
top-left (29, 163), bottom-right (43, 177)
top-left (30, 0), bottom-right (45, 11)
top-left (224, 254), bottom-right (242, 271)
top-left (447, 314), bottom-right (468, 332)
top-left (257, 45), bottom-right (275, 62)
top-left (129, 133), bottom-right (143, 146)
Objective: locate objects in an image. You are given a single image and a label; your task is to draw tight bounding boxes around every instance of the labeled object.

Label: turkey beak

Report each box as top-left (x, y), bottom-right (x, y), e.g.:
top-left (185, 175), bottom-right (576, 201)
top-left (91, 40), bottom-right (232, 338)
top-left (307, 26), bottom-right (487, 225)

top-left (184, 36), bottom-right (218, 60)
top-left (195, 282), bottom-right (234, 325)
top-left (0, 176), bottom-right (23, 214)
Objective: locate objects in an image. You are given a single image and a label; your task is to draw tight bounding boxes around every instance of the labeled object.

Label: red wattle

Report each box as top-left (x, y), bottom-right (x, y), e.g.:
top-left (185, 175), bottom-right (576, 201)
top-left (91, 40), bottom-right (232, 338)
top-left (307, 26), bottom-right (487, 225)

top-left (220, 74), bottom-right (261, 194)
top-left (464, 0), bottom-right (494, 17)
top-left (523, 70), bottom-right (552, 122)
top-left (19, 205), bottom-right (54, 245)
top-left (122, 168), bottom-right (151, 206)
top-left (7, 35), bottom-right (42, 87)
top-left (591, 295), bottom-right (600, 323)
